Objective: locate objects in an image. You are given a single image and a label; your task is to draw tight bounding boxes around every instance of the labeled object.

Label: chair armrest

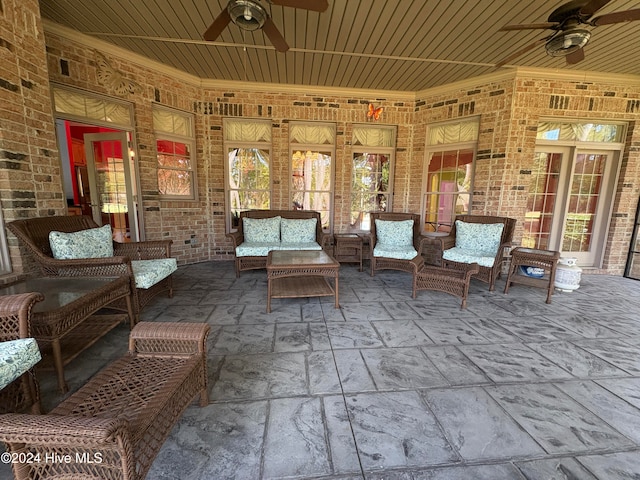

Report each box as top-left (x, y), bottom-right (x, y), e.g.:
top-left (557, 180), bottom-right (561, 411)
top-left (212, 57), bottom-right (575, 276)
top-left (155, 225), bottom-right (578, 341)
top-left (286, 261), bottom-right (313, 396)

top-left (0, 293), bottom-right (44, 339)
top-left (320, 232), bottom-right (332, 249)
top-left (438, 235), bottom-right (456, 251)
top-left (114, 240), bottom-right (172, 260)
top-left (34, 255), bottom-right (133, 278)
top-left (226, 231), bottom-right (243, 248)
top-left (129, 322), bottom-right (210, 356)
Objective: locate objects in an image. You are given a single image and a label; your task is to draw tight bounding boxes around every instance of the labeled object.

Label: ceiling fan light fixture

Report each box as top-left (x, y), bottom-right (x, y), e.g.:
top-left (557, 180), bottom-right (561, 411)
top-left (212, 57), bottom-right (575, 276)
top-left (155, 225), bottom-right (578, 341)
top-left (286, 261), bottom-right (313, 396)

top-left (545, 29), bottom-right (591, 56)
top-left (228, 0), bottom-right (266, 31)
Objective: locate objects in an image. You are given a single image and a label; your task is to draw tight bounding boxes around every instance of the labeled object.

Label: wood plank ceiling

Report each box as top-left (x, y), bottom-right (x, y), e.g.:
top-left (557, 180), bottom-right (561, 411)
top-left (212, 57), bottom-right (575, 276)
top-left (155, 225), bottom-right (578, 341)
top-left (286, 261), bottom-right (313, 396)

top-left (38, 0), bottom-right (640, 92)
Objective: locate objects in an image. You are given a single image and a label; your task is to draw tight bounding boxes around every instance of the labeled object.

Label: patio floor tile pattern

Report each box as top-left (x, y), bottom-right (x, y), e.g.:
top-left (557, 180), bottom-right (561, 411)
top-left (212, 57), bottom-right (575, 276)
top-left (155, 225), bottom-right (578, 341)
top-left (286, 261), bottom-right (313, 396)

top-left (6, 260), bottom-right (640, 479)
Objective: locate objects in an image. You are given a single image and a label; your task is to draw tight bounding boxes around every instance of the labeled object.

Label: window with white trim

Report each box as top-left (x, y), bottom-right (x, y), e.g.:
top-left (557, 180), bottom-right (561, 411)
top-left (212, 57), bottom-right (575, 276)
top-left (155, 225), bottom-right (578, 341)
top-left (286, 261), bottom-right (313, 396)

top-left (423, 117), bottom-right (479, 233)
top-left (289, 122), bottom-right (335, 231)
top-left (350, 125), bottom-right (395, 231)
top-left (153, 106), bottom-right (196, 200)
top-left (224, 118), bottom-right (272, 231)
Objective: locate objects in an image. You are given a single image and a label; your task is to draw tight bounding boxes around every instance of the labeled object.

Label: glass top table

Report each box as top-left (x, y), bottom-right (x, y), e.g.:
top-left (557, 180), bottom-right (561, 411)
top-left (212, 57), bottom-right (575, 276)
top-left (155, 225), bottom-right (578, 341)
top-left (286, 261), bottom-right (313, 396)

top-left (0, 276), bottom-right (133, 392)
top-left (266, 250), bottom-right (340, 313)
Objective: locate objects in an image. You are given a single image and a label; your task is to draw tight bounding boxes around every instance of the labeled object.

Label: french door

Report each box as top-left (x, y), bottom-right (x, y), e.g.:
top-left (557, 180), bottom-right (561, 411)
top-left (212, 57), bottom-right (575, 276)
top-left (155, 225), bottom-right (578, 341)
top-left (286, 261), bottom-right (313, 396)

top-left (84, 132), bottom-right (140, 242)
top-left (525, 146), bottom-right (619, 267)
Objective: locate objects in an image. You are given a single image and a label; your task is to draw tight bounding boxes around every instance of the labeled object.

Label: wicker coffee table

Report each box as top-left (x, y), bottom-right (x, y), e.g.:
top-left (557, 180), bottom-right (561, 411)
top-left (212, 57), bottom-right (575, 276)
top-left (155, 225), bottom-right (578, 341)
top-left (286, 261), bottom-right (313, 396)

top-left (0, 276), bottom-right (133, 392)
top-left (266, 250), bottom-right (340, 313)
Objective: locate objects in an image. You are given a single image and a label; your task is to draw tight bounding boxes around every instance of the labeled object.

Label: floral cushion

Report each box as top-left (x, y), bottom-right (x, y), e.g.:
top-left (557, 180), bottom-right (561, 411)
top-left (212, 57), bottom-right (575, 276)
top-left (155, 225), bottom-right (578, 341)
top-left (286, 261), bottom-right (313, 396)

top-left (0, 338), bottom-right (41, 390)
top-left (280, 218), bottom-right (317, 243)
top-left (243, 216), bottom-right (281, 243)
top-left (131, 258), bottom-right (177, 289)
top-left (236, 242), bottom-right (280, 257)
top-left (373, 244), bottom-right (418, 260)
top-left (279, 242), bottom-right (322, 251)
top-left (375, 219), bottom-right (414, 247)
top-left (454, 221), bottom-right (504, 254)
top-left (49, 224), bottom-right (114, 259)
top-left (442, 247), bottom-right (496, 268)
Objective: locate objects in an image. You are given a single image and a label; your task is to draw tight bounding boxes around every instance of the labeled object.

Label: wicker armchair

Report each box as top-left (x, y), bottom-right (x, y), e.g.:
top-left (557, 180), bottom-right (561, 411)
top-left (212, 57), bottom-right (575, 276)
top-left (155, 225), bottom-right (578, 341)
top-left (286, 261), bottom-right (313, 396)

top-left (369, 212), bottom-right (428, 278)
top-left (438, 214), bottom-right (516, 291)
top-left (7, 216), bottom-right (175, 323)
top-left (0, 292), bottom-right (43, 414)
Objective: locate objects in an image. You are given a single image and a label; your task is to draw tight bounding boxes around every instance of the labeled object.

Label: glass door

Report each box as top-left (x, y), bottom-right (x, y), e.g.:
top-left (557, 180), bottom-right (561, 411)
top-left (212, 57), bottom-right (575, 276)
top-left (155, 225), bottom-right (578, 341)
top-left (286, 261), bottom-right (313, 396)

top-left (626, 201), bottom-right (640, 279)
top-left (527, 146), bottom-right (618, 267)
top-left (84, 132), bottom-right (140, 242)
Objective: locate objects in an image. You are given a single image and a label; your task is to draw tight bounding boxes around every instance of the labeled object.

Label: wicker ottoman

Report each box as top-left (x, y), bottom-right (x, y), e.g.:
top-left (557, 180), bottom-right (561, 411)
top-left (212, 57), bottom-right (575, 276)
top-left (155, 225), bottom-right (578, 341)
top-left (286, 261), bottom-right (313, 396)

top-left (411, 256), bottom-right (479, 309)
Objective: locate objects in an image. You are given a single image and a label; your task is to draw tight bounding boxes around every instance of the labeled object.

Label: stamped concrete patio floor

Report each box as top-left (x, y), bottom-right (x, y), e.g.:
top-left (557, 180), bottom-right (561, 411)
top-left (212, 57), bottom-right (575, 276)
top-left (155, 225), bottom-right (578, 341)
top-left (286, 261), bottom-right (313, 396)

top-left (13, 261), bottom-right (640, 479)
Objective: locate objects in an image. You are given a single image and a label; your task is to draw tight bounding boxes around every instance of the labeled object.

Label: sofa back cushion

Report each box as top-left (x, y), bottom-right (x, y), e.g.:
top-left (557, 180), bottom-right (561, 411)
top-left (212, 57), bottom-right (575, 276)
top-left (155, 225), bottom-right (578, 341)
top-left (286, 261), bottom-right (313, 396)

top-left (243, 216), bottom-right (282, 243)
top-left (375, 219), bottom-right (414, 247)
top-left (280, 217), bottom-right (317, 244)
top-left (49, 224), bottom-right (114, 259)
top-left (454, 220), bottom-right (504, 254)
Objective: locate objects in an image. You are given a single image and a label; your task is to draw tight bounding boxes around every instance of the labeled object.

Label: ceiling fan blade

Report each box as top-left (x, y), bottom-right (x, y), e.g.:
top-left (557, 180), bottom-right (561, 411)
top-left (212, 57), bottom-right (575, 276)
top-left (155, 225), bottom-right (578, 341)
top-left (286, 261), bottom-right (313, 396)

top-left (499, 22), bottom-right (558, 31)
top-left (495, 37), bottom-right (548, 67)
top-left (263, 18), bottom-right (289, 52)
top-left (270, 0), bottom-right (328, 12)
top-left (203, 8), bottom-right (231, 41)
top-left (578, 0), bottom-right (612, 17)
top-left (591, 8), bottom-right (640, 25)
top-left (566, 47), bottom-right (585, 65)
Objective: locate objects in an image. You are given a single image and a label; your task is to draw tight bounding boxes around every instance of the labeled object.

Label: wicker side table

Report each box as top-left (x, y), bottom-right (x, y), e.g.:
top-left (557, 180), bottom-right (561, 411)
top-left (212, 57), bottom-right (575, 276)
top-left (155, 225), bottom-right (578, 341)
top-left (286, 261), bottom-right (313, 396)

top-left (504, 247), bottom-right (560, 304)
top-left (333, 234), bottom-right (363, 271)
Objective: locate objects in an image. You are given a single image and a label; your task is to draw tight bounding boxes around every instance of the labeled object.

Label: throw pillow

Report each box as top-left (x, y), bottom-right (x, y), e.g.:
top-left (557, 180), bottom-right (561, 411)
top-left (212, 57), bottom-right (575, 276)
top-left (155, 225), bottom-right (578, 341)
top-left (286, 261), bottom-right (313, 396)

top-left (280, 217), bottom-right (317, 243)
top-left (49, 224), bottom-right (114, 259)
top-left (375, 219), bottom-right (414, 247)
top-left (454, 220), bottom-right (504, 253)
top-left (243, 216), bottom-right (281, 243)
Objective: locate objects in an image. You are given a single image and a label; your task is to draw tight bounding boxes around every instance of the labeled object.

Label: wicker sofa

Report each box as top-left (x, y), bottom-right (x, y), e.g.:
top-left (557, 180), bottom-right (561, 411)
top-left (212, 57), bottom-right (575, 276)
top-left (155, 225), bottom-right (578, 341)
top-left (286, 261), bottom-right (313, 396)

top-left (0, 321), bottom-right (209, 480)
top-left (227, 209), bottom-right (328, 277)
top-left (7, 215), bottom-right (176, 323)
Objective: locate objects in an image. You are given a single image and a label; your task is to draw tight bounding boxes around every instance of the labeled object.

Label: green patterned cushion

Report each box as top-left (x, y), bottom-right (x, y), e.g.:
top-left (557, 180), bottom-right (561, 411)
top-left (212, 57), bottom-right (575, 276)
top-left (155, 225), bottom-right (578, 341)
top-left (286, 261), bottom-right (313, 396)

top-left (280, 218), bottom-right (317, 243)
top-left (243, 216), bottom-right (281, 243)
top-left (0, 338), bottom-right (41, 390)
top-left (236, 242), bottom-right (280, 257)
top-left (131, 258), bottom-right (177, 289)
top-left (49, 224), bottom-right (114, 259)
top-left (454, 221), bottom-right (504, 255)
top-left (375, 219), bottom-right (413, 247)
top-left (373, 244), bottom-right (418, 260)
top-left (279, 242), bottom-right (322, 251)
top-left (442, 247), bottom-right (496, 267)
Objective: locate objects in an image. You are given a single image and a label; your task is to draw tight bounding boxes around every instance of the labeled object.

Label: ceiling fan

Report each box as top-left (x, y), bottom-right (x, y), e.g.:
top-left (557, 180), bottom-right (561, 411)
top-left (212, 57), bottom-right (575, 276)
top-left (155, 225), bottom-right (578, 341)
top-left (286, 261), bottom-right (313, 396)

top-left (496, 0), bottom-right (640, 67)
top-left (203, 0), bottom-right (328, 53)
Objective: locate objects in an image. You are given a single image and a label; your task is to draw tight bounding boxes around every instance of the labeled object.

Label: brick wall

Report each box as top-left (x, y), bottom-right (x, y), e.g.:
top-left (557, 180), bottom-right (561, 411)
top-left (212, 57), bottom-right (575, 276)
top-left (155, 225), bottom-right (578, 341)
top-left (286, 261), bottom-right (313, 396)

top-left (2, 8), bottom-right (639, 275)
top-left (0, 0), bottom-right (64, 274)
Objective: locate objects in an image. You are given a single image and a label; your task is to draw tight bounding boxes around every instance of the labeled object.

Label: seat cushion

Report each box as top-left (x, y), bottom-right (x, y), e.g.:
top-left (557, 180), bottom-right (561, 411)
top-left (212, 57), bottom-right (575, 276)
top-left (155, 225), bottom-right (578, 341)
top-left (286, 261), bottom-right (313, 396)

top-left (442, 247), bottom-right (495, 268)
top-left (373, 244), bottom-right (418, 260)
top-left (243, 216), bottom-right (281, 243)
top-left (278, 242), bottom-right (322, 251)
top-left (280, 218), bottom-right (317, 243)
top-left (131, 258), bottom-right (178, 289)
top-left (49, 224), bottom-right (114, 259)
top-left (235, 242), bottom-right (280, 257)
top-left (454, 220), bottom-right (504, 254)
top-left (375, 219), bottom-right (414, 247)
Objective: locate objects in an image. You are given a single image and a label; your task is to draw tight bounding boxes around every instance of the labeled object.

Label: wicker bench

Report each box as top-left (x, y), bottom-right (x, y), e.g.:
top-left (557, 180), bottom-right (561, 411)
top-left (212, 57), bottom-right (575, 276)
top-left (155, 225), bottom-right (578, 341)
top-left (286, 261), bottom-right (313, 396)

top-left (0, 321), bottom-right (209, 480)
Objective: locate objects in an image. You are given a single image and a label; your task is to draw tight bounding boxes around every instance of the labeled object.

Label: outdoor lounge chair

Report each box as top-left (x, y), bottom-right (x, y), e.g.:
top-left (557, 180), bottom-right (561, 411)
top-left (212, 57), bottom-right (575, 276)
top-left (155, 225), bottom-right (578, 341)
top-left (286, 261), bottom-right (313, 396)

top-left (7, 215), bottom-right (176, 323)
top-left (369, 212), bottom-right (428, 278)
top-left (438, 214), bottom-right (516, 291)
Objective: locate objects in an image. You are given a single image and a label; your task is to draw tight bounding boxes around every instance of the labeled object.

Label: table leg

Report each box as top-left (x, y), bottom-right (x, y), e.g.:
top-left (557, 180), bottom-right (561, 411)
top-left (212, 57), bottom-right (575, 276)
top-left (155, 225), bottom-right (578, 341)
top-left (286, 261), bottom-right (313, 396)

top-left (266, 277), bottom-right (272, 313)
top-left (125, 294), bottom-right (135, 329)
top-left (334, 274), bottom-right (339, 308)
top-left (51, 338), bottom-right (68, 393)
